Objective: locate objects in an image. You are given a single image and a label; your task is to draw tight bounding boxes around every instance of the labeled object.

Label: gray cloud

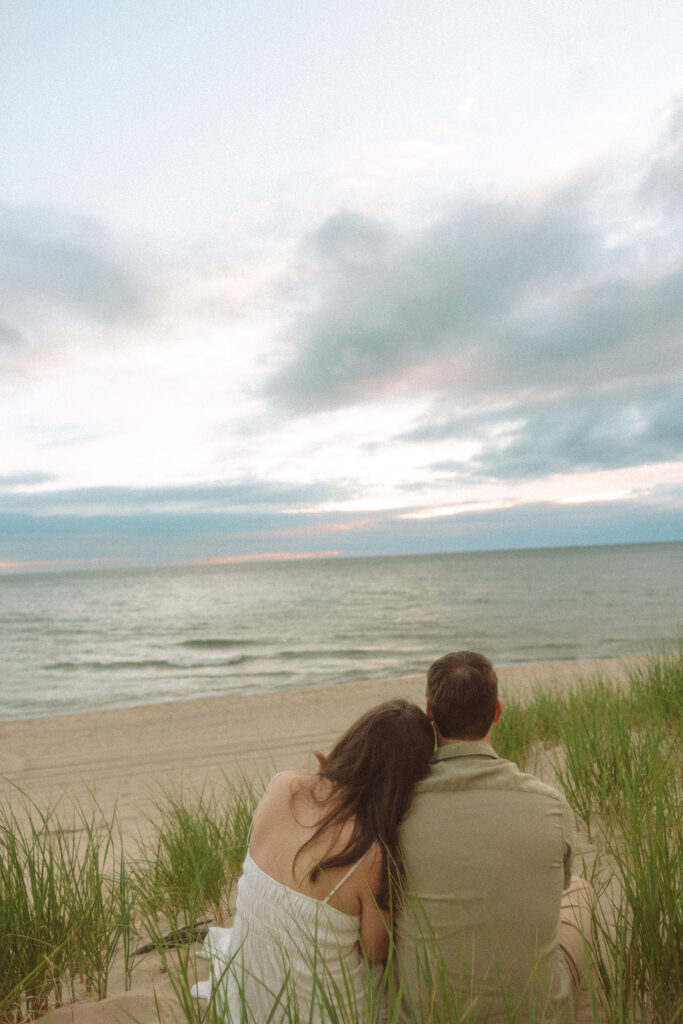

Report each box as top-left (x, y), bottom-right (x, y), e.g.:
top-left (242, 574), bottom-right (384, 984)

top-left (0, 202), bottom-right (148, 365)
top-left (0, 319), bottom-right (24, 347)
top-left (421, 383), bottom-right (683, 482)
top-left (0, 471), bottom-right (58, 488)
top-left (268, 195), bottom-right (600, 409)
top-left (2, 491), bottom-right (681, 569)
top-left (310, 210), bottom-right (395, 269)
top-left (0, 479), bottom-right (348, 517)
top-left (639, 97), bottom-right (683, 215)
top-left (0, 479), bottom-right (354, 568)
top-left (267, 102), bottom-right (683, 422)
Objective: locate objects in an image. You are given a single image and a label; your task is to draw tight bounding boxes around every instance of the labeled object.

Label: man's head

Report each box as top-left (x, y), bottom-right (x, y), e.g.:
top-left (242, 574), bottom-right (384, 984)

top-left (426, 651), bottom-right (500, 741)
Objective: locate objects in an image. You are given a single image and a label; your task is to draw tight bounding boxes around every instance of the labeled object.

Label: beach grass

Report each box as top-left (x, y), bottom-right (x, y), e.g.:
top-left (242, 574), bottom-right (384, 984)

top-left (495, 648), bottom-right (682, 1024)
top-left (0, 651), bottom-right (681, 1023)
top-left (0, 792), bottom-right (133, 1020)
top-left (131, 774), bottom-right (261, 972)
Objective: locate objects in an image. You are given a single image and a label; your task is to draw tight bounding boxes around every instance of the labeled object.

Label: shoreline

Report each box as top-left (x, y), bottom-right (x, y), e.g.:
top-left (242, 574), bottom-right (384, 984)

top-left (0, 654), bottom-right (646, 831)
top-left (0, 650), bottom-right (645, 726)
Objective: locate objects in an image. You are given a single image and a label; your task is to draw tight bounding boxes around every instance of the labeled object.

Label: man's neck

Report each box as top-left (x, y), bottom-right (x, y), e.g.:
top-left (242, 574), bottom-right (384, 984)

top-left (436, 730), bottom-right (493, 748)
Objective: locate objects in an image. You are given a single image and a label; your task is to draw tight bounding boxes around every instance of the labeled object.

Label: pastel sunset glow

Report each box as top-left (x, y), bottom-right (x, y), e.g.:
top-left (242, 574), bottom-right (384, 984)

top-left (2, 2), bottom-right (682, 571)
top-left (188, 551), bottom-right (341, 565)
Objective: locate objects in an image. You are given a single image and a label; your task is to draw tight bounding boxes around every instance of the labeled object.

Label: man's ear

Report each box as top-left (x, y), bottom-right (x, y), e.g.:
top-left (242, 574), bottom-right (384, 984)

top-left (425, 700), bottom-right (434, 722)
top-left (493, 699), bottom-right (502, 724)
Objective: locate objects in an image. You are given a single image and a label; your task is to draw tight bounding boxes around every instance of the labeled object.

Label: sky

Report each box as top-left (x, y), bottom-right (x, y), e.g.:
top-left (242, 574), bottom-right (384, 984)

top-left (1, 0), bottom-right (682, 571)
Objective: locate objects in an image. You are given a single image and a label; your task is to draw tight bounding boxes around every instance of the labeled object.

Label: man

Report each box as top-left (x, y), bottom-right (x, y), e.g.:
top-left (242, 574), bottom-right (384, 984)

top-left (395, 651), bottom-right (591, 1023)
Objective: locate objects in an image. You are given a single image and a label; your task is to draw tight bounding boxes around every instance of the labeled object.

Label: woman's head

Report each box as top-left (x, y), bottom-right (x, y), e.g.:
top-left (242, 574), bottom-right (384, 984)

top-left (299, 699), bottom-right (434, 893)
top-left (322, 698), bottom-right (434, 832)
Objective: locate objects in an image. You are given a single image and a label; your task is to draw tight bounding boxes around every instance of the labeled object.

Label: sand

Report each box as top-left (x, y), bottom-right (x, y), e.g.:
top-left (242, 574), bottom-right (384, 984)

top-left (0, 655), bottom-right (640, 1022)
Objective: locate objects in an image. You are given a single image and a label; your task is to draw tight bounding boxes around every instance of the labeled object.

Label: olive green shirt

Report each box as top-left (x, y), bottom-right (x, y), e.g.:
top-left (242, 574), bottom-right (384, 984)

top-left (395, 741), bottom-right (574, 1023)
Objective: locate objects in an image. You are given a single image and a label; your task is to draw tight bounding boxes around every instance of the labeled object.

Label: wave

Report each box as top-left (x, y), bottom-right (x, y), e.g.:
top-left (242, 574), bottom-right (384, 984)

top-left (180, 638), bottom-right (255, 650)
top-left (44, 655), bottom-right (247, 672)
top-left (167, 655), bottom-right (247, 669)
top-left (278, 648), bottom-right (381, 661)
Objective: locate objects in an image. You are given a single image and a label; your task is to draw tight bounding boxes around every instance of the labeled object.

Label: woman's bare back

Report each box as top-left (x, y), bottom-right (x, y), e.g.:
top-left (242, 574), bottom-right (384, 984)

top-left (247, 771), bottom-right (389, 960)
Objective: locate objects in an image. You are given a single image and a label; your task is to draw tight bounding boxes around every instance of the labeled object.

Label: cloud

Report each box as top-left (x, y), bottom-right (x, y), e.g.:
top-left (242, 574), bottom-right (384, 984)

top-left (0, 479), bottom-right (348, 517)
top-left (267, 195), bottom-right (599, 409)
top-left (0, 319), bottom-right (24, 347)
top-left (0, 201), bottom-right (148, 370)
top-left (266, 101), bottom-right (683, 419)
top-left (0, 479), bottom-right (353, 569)
top-left (407, 382), bottom-right (683, 481)
top-left (2, 489), bottom-right (681, 570)
top-left (0, 471), bottom-right (58, 488)
top-left (639, 96), bottom-right (683, 215)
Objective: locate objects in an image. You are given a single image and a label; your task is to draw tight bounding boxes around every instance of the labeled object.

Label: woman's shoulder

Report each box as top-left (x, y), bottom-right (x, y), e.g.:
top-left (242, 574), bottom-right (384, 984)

top-left (263, 769), bottom-right (313, 795)
top-left (250, 771), bottom-right (326, 861)
top-left (255, 770), bottom-right (316, 818)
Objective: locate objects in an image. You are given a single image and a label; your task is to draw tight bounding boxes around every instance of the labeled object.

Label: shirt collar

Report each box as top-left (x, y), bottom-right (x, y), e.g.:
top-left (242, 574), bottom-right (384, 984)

top-left (431, 740), bottom-right (500, 763)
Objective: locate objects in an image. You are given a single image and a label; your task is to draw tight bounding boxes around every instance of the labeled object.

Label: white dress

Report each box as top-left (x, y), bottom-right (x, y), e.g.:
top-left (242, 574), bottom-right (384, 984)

top-left (193, 852), bottom-right (379, 1023)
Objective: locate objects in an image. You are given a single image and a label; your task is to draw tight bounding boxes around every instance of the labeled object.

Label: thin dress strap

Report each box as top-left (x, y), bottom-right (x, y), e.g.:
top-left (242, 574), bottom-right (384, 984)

top-left (322, 847), bottom-right (371, 904)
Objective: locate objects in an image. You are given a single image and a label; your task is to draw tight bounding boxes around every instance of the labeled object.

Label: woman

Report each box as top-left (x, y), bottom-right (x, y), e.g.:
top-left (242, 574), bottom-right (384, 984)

top-left (194, 699), bottom-right (434, 1023)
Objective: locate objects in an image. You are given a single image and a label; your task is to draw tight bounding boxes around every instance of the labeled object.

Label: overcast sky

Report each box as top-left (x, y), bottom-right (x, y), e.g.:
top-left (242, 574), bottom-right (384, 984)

top-left (2, 0), bottom-right (682, 571)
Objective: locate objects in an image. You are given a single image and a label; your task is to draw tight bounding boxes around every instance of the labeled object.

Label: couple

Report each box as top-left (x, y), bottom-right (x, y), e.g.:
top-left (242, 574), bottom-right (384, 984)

top-left (196, 652), bottom-right (591, 1022)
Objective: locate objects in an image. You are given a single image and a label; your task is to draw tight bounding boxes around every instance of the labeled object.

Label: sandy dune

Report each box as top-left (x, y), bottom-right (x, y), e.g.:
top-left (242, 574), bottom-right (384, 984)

top-left (0, 656), bottom-right (636, 1022)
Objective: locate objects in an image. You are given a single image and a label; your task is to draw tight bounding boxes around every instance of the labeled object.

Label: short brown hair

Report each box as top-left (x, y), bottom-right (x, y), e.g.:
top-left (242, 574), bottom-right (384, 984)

top-left (426, 651), bottom-right (498, 739)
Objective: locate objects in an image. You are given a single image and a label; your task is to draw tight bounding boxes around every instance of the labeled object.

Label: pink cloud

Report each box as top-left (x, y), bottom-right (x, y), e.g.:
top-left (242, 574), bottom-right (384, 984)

top-left (188, 550), bottom-right (340, 565)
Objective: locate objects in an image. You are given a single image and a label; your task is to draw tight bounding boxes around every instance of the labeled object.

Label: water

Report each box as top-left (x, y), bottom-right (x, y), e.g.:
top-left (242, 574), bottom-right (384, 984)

top-left (1, 542), bottom-right (681, 721)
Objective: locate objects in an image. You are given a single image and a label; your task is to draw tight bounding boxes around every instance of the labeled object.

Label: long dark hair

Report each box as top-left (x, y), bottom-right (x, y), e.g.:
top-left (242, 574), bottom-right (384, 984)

top-left (294, 699), bottom-right (434, 901)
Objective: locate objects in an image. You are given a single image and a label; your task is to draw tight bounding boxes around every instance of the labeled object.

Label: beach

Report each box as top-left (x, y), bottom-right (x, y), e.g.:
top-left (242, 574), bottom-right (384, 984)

top-left (0, 656), bottom-right (644, 1023)
top-left (0, 657), bottom-right (638, 827)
